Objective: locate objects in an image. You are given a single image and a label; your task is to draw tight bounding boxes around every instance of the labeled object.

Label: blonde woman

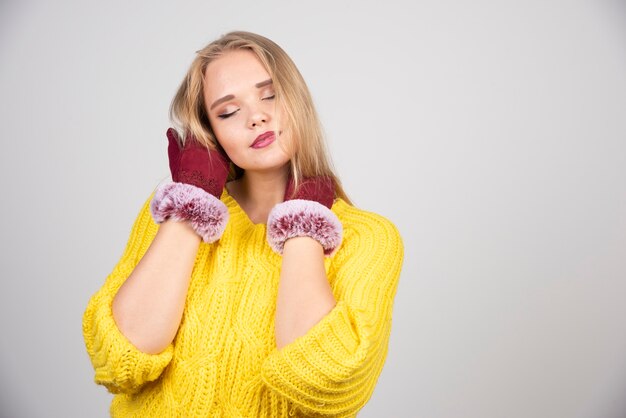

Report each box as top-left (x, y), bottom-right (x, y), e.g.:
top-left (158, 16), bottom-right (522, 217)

top-left (82, 31), bottom-right (404, 417)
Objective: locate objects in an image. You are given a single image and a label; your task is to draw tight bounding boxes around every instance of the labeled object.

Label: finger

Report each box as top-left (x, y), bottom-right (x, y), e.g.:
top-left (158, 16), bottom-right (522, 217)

top-left (166, 128), bottom-right (182, 181)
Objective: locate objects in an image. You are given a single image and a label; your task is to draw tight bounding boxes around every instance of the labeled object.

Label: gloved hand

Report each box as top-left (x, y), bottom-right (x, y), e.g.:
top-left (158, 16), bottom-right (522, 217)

top-left (166, 127), bottom-right (230, 198)
top-left (150, 128), bottom-right (231, 243)
top-left (283, 175), bottom-right (335, 209)
top-left (266, 173), bottom-right (343, 257)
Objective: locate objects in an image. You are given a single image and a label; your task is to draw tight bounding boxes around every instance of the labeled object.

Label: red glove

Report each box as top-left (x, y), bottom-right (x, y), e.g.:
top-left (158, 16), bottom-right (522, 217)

top-left (267, 173), bottom-right (343, 257)
top-left (150, 128), bottom-right (231, 243)
top-left (283, 175), bottom-right (335, 208)
top-left (166, 128), bottom-right (230, 198)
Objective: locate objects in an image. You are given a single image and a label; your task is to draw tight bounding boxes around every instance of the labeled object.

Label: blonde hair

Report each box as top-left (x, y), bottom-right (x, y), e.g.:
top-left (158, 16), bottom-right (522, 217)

top-left (169, 30), bottom-right (352, 205)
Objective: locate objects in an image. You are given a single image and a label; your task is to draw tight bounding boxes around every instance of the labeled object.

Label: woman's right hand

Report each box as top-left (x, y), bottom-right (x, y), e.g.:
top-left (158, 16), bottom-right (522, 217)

top-left (166, 127), bottom-right (231, 198)
top-left (150, 128), bottom-right (231, 243)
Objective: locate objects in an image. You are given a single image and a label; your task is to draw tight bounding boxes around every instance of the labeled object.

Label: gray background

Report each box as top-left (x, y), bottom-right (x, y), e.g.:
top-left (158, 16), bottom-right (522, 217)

top-left (1, 0), bottom-right (625, 417)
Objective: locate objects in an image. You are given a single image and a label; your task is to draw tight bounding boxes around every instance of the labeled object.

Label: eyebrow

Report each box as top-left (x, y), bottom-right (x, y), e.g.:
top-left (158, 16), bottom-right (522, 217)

top-left (209, 79), bottom-right (273, 111)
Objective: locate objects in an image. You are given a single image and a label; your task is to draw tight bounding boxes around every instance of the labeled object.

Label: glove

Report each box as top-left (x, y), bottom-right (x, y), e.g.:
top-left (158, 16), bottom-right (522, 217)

top-left (266, 173), bottom-right (343, 257)
top-left (150, 128), bottom-right (231, 243)
top-left (283, 175), bottom-right (335, 209)
top-left (166, 128), bottom-right (230, 198)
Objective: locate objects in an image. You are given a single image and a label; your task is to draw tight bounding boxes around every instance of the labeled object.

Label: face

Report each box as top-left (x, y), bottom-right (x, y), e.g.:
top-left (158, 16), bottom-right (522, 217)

top-left (203, 49), bottom-right (292, 173)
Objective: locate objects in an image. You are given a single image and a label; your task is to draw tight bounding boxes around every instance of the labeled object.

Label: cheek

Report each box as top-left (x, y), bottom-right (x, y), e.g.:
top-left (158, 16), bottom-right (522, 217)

top-left (211, 125), bottom-right (237, 152)
top-left (214, 131), bottom-right (247, 165)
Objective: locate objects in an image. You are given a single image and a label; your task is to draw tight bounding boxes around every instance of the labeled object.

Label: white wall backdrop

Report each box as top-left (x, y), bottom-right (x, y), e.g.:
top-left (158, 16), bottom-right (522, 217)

top-left (1, 0), bottom-right (625, 417)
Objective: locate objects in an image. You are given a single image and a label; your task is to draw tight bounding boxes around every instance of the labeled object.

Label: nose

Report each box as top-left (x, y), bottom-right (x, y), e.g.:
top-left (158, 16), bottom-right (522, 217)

top-left (249, 108), bottom-right (269, 128)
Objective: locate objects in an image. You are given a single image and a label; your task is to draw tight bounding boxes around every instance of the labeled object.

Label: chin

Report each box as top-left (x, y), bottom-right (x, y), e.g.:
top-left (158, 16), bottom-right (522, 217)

top-left (240, 160), bottom-right (290, 173)
top-left (236, 154), bottom-right (291, 173)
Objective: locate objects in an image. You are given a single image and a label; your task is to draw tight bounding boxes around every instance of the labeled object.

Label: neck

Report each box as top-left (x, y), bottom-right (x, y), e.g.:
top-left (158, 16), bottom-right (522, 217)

top-left (227, 165), bottom-right (290, 224)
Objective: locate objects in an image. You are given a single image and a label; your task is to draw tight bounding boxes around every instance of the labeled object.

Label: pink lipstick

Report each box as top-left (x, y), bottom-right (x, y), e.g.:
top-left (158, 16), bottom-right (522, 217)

top-left (251, 131), bottom-right (275, 149)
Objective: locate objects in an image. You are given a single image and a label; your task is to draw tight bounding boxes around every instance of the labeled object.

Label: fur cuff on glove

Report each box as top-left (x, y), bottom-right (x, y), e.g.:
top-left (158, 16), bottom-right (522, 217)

top-left (266, 199), bottom-right (343, 256)
top-left (150, 181), bottom-right (229, 243)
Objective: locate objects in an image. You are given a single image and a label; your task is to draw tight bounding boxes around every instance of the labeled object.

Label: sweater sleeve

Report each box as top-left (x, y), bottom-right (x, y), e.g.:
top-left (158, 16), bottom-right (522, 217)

top-left (82, 192), bottom-right (174, 395)
top-left (260, 211), bottom-right (405, 417)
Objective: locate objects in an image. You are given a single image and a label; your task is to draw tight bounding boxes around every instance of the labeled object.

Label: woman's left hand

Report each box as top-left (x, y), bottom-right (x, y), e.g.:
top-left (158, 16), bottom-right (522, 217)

top-left (266, 173), bottom-right (342, 256)
top-left (283, 175), bottom-right (335, 208)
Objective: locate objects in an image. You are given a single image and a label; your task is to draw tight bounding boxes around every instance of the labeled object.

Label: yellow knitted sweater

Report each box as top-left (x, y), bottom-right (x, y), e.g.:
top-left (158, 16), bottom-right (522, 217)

top-left (82, 186), bottom-right (404, 417)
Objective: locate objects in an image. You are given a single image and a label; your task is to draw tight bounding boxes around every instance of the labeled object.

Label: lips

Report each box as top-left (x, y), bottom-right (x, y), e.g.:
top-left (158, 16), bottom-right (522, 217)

top-left (251, 131), bottom-right (276, 148)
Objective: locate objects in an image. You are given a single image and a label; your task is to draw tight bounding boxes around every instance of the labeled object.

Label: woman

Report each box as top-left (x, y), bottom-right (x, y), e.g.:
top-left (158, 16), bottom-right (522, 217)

top-left (82, 30), bottom-right (404, 417)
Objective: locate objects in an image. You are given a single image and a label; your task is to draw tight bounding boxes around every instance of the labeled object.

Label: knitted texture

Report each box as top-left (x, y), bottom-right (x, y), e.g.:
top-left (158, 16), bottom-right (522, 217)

top-left (266, 199), bottom-right (343, 256)
top-left (82, 186), bottom-right (404, 417)
top-left (149, 181), bottom-right (229, 243)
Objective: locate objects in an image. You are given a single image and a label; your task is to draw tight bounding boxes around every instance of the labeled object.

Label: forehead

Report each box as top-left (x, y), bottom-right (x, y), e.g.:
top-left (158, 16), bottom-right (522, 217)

top-left (203, 49), bottom-right (270, 98)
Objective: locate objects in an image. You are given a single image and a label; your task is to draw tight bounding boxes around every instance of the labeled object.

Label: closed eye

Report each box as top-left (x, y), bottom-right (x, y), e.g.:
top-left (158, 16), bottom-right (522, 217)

top-left (218, 110), bottom-right (238, 119)
top-left (217, 95), bottom-right (274, 119)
